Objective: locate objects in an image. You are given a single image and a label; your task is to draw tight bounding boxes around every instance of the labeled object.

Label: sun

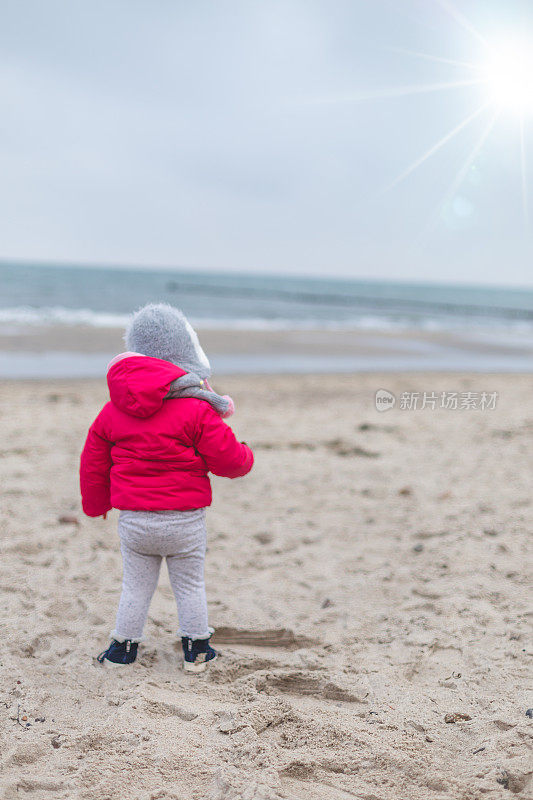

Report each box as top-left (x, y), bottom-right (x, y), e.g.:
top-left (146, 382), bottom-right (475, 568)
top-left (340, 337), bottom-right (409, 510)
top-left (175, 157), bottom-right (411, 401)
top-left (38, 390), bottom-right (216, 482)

top-left (323, 1), bottom-right (532, 226)
top-left (378, 8), bottom-right (533, 226)
top-left (482, 39), bottom-right (533, 116)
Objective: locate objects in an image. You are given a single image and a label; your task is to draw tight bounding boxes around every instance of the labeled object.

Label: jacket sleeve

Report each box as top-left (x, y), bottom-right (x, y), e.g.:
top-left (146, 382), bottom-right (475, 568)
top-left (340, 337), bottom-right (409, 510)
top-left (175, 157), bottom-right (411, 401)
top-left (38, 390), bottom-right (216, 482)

top-left (193, 403), bottom-right (254, 479)
top-left (80, 408), bottom-right (113, 517)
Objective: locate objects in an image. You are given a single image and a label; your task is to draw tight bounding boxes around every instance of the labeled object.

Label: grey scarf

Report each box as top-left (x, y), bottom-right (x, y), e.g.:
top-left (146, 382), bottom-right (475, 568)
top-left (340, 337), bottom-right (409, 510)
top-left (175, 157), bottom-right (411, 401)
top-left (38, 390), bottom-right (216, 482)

top-left (166, 373), bottom-right (234, 418)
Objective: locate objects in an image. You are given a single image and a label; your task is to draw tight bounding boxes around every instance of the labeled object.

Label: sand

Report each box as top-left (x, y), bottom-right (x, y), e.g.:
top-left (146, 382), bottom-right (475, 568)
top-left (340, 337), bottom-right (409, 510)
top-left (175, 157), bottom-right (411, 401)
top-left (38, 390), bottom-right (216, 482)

top-left (0, 373), bottom-right (532, 799)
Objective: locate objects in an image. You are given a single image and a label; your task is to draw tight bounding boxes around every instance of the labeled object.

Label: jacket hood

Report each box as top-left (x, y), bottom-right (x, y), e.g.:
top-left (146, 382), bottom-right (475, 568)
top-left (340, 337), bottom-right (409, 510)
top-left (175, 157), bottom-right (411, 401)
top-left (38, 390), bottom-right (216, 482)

top-left (107, 353), bottom-right (186, 418)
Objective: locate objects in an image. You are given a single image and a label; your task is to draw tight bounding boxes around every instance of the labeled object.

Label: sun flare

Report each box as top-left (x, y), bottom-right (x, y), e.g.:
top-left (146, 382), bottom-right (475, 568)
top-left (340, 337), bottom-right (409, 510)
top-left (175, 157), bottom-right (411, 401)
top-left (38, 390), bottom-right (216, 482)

top-left (325, 2), bottom-right (532, 227)
top-left (482, 40), bottom-right (533, 116)
top-left (378, 8), bottom-right (533, 227)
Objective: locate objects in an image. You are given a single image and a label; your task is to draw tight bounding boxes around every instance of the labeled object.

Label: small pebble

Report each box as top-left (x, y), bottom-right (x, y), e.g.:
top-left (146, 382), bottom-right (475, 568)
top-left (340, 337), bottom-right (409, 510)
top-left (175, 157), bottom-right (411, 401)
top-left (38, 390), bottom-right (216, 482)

top-left (253, 532), bottom-right (273, 545)
top-left (496, 770), bottom-right (510, 789)
top-left (525, 708), bottom-right (533, 718)
top-left (217, 713), bottom-right (238, 734)
top-left (444, 712), bottom-right (472, 724)
top-left (413, 544), bottom-right (424, 553)
top-left (398, 487), bottom-right (412, 496)
top-left (58, 515), bottom-right (79, 525)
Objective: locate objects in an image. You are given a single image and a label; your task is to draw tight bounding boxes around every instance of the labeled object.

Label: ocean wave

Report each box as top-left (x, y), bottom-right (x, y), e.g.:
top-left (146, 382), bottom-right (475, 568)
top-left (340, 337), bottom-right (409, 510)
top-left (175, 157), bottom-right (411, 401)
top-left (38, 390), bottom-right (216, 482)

top-left (0, 305), bottom-right (532, 334)
top-left (0, 306), bottom-right (131, 328)
top-left (0, 306), bottom-right (409, 330)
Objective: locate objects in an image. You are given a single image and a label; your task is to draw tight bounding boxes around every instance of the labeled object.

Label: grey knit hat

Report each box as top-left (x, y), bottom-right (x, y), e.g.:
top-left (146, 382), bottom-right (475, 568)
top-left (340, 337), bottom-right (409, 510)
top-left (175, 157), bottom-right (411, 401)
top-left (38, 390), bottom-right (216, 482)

top-left (125, 303), bottom-right (211, 379)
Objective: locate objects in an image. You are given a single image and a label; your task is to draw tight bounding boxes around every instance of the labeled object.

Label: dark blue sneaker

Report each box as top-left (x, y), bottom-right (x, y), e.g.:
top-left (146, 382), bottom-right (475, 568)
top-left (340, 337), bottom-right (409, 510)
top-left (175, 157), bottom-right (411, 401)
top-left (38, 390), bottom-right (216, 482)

top-left (97, 638), bottom-right (138, 667)
top-left (181, 629), bottom-right (217, 673)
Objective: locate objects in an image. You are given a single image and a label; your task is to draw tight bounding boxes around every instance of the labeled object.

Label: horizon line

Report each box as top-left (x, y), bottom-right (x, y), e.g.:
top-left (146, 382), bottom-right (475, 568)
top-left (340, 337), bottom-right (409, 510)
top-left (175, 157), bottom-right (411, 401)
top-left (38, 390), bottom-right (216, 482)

top-left (0, 256), bottom-right (532, 292)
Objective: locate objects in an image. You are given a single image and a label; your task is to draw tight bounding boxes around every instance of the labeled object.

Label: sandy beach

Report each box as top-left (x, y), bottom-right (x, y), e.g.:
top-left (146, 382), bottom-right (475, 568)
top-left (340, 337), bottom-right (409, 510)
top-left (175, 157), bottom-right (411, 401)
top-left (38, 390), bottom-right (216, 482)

top-left (0, 372), bottom-right (532, 799)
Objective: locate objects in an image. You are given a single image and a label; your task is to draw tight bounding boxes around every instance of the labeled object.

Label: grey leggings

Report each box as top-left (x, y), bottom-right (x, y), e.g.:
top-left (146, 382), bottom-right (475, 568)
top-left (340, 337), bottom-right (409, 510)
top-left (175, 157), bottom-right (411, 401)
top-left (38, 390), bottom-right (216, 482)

top-left (113, 508), bottom-right (209, 642)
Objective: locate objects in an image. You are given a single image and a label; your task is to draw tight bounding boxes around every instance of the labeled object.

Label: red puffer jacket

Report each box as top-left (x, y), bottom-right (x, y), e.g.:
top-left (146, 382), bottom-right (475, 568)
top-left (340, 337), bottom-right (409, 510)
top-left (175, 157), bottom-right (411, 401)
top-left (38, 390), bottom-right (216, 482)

top-left (80, 355), bottom-right (253, 516)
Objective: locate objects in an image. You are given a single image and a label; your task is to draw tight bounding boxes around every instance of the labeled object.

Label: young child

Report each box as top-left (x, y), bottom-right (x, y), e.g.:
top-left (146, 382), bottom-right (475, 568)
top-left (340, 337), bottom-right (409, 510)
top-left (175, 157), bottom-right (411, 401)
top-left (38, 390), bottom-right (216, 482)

top-left (80, 303), bottom-right (253, 671)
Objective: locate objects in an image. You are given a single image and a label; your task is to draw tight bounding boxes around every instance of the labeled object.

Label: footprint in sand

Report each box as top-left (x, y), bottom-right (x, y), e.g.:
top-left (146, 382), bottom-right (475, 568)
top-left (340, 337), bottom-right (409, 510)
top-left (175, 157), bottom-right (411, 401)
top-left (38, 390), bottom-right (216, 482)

top-left (255, 670), bottom-right (367, 703)
top-left (3, 777), bottom-right (67, 796)
top-left (212, 627), bottom-right (317, 650)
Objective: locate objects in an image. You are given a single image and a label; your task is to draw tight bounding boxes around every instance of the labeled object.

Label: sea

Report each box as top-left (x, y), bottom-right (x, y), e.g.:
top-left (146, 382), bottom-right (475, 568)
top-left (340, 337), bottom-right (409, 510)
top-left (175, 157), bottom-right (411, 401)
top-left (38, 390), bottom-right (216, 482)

top-left (1, 262), bottom-right (532, 375)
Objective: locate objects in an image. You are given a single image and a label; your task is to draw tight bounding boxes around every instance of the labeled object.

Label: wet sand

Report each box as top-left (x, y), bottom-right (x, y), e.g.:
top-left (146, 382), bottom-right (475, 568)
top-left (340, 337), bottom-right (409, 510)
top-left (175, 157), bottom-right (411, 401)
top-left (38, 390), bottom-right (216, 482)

top-left (1, 324), bottom-right (532, 376)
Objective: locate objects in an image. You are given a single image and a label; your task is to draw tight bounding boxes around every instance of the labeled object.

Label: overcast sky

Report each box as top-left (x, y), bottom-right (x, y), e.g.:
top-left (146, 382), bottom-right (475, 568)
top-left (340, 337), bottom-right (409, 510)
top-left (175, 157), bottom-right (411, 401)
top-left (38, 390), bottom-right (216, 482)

top-left (1, 0), bottom-right (532, 285)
